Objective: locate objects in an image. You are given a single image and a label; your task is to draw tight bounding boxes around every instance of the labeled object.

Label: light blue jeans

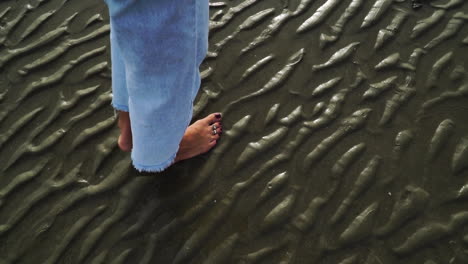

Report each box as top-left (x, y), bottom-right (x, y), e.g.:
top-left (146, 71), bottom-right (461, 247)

top-left (105, 0), bottom-right (209, 172)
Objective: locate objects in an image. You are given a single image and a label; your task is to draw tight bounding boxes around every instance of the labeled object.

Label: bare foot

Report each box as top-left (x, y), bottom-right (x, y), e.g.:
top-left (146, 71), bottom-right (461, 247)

top-left (117, 111), bottom-right (222, 162)
top-left (117, 111), bottom-right (133, 152)
top-left (175, 113), bottom-right (222, 162)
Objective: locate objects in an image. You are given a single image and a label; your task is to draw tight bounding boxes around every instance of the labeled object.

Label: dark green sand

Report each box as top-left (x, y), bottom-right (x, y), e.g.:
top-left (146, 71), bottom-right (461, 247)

top-left (1, 0), bottom-right (468, 263)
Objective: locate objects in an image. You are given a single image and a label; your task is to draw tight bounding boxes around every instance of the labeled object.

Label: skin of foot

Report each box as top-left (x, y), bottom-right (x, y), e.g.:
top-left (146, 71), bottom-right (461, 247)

top-left (117, 111), bottom-right (132, 152)
top-left (117, 111), bottom-right (222, 163)
top-left (175, 113), bottom-right (222, 162)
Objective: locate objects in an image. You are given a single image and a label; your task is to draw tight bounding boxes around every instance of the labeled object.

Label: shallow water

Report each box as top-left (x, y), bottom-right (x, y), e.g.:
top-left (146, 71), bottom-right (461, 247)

top-left (1, 0), bottom-right (468, 263)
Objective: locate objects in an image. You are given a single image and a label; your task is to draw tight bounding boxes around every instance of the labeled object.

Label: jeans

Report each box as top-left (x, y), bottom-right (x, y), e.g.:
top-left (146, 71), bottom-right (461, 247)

top-left (104, 0), bottom-right (209, 172)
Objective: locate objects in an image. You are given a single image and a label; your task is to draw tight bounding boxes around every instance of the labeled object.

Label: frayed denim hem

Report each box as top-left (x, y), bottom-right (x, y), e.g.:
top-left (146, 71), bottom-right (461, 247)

top-left (132, 152), bottom-right (177, 172)
top-left (112, 102), bottom-right (129, 112)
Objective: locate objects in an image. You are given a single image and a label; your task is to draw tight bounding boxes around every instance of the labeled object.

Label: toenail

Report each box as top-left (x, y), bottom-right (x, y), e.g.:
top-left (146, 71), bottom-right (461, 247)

top-left (215, 113), bottom-right (221, 118)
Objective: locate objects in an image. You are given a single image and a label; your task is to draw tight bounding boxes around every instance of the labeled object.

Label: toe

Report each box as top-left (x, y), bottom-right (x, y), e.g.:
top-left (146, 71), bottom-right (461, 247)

top-left (209, 139), bottom-right (217, 147)
top-left (209, 125), bottom-right (220, 139)
top-left (211, 133), bottom-right (220, 141)
top-left (211, 122), bottom-right (222, 130)
top-left (204, 113), bottom-right (222, 125)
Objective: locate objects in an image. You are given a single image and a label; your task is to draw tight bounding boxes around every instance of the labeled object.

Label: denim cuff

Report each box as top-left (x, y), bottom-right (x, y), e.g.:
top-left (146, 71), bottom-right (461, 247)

top-left (111, 102), bottom-right (129, 112)
top-left (132, 151), bottom-right (177, 172)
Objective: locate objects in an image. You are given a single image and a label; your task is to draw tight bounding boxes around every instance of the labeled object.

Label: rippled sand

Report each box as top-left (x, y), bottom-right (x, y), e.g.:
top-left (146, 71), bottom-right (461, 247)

top-left (1, 0), bottom-right (468, 263)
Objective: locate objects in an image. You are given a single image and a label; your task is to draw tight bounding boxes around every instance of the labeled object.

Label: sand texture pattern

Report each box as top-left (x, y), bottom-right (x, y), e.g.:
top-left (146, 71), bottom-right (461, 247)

top-left (1, 0), bottom-right (468, 263)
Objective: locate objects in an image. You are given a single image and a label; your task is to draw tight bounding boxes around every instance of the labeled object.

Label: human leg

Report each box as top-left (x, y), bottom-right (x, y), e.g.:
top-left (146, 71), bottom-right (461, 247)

top-left (109, 17), bottom-right (133, 152)
top-left (106, 0), bottom-right (219, 172)
top-left (109, 19), bottom-right (129, 112)
top-left (192, 0), bottom-right (209, 100)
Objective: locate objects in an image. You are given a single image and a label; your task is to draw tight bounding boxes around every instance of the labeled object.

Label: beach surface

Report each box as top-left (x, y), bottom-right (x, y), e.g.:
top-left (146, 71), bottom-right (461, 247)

top-left (1, 0), bottom-right (468, 263)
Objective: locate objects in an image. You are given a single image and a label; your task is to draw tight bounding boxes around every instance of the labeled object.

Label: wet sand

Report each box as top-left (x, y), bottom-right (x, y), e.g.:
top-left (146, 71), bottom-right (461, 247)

top-left (1, 0), bottom-right (468, 263)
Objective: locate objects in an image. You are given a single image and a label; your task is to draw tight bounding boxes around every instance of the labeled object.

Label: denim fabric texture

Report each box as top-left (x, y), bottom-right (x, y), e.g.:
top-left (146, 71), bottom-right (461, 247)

top-left (105, 0), bottom-right (209, 172)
